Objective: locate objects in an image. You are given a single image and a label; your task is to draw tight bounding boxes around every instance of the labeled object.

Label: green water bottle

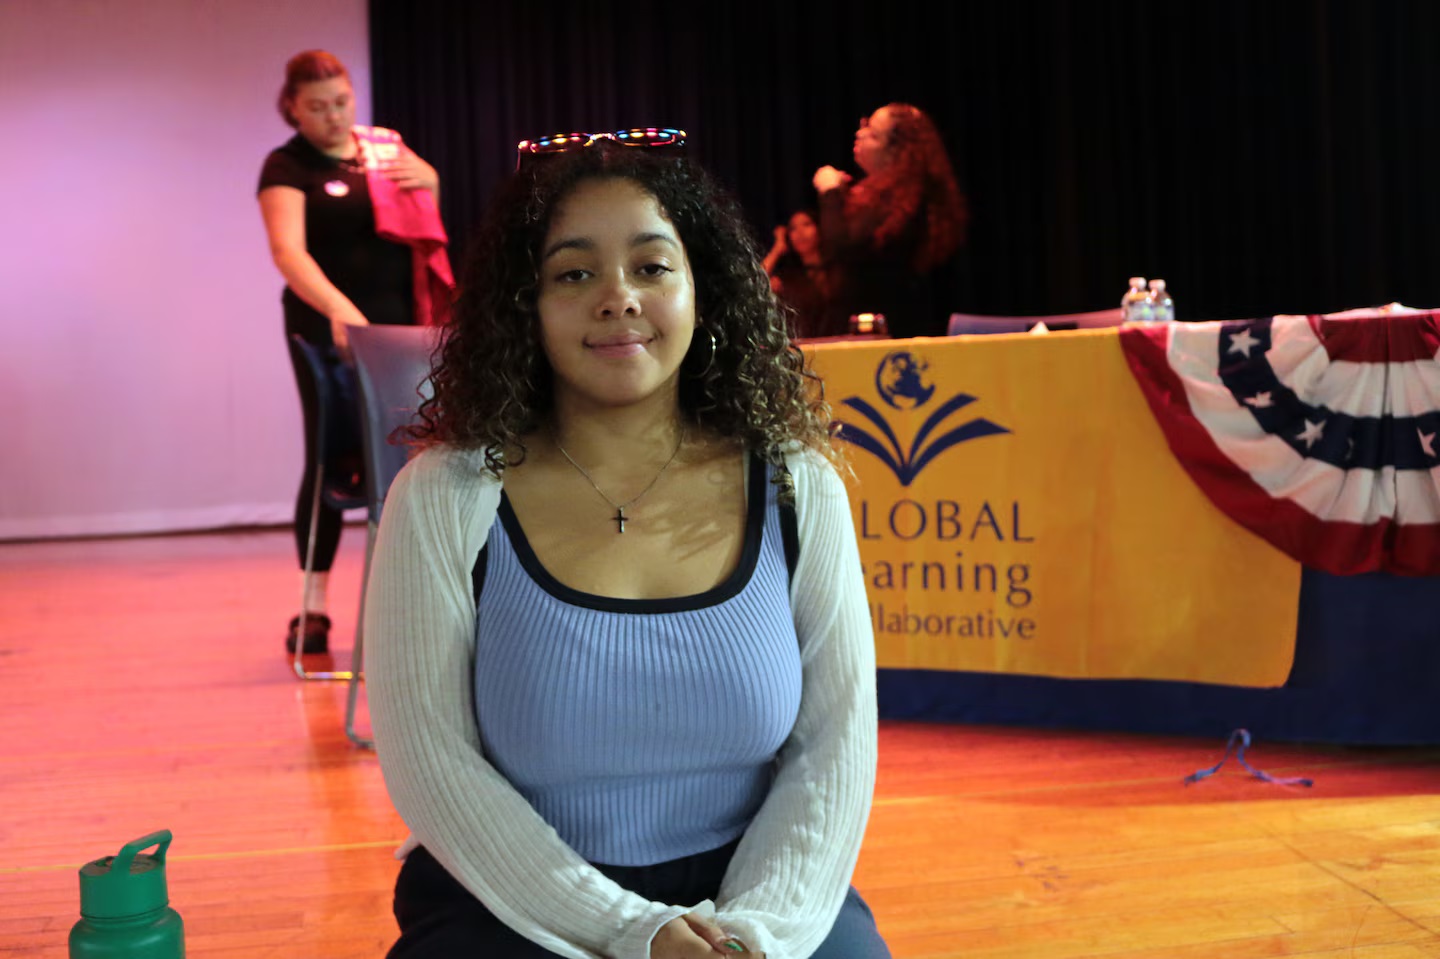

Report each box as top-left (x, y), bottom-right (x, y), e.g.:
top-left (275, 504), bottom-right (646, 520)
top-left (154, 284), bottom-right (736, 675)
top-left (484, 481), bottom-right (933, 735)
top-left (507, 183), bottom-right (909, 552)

top-left (69, 831), bottom-right (185, 958)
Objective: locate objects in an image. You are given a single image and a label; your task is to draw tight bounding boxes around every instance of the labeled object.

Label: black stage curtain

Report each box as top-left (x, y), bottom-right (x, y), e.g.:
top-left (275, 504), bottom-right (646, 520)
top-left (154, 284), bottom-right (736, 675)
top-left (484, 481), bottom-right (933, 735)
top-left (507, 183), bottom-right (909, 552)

top-left (371, 0), bottom-right (1440, 322)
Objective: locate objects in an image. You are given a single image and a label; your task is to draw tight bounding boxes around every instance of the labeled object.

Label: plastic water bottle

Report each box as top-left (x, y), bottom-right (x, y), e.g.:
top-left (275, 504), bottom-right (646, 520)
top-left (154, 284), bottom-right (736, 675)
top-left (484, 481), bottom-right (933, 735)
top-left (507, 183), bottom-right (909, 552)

top-left (1148, 279), bottom-right (1174, 323)
top-left (1121, 277), bottom-right (1152, 323)
top-left (70, 831), bottom-right (185, 959)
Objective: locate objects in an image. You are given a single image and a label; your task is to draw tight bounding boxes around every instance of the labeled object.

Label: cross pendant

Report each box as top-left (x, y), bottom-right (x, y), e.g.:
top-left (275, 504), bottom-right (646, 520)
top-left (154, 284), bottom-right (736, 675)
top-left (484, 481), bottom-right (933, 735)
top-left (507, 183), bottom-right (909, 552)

top-left (613, 507), bottom-right (627, 533)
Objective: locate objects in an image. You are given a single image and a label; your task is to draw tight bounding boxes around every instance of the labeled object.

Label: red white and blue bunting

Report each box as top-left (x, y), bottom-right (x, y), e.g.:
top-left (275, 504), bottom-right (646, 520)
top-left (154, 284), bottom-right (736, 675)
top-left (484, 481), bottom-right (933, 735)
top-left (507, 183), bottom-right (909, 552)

top-left (1120, 309), bottom-right (1440, 575)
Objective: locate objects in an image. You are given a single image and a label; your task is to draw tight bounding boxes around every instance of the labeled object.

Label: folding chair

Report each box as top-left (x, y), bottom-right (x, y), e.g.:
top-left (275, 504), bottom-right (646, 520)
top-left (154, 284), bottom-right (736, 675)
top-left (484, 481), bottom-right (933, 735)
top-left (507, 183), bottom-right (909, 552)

top-left (342, 324), bottom-right (441, 748)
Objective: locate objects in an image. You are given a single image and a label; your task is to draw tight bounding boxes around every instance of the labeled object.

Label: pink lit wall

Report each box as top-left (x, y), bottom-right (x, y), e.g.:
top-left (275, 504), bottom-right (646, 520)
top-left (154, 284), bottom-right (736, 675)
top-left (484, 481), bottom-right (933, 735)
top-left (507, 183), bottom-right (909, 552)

top-left (0, 0), bottom-right (370, 539)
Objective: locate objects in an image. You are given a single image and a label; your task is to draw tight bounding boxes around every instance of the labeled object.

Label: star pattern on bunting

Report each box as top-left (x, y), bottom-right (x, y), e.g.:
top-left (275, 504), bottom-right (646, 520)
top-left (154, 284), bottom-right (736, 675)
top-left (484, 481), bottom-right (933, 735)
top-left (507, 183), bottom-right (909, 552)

top-left (1120, 311), bottom-right (1440, 576)
top-left (1296, 419), bottom-right (1325, 449)
top-left (1228, 329), bottom-right (1261, 358)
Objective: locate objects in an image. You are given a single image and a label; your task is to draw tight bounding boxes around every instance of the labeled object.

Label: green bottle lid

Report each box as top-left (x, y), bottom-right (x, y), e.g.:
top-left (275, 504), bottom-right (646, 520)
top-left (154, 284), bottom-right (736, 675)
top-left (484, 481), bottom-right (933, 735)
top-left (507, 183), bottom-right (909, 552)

top-left (77, 831), bottom-right (173, 920)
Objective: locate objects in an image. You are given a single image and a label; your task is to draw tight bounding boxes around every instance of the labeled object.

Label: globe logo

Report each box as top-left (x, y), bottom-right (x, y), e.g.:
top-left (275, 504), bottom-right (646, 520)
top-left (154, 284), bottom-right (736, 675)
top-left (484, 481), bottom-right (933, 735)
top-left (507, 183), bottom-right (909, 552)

top-left (834, 351), bottom-right (1010, 485)
top-left (875, 351), bottom-right (936, 410)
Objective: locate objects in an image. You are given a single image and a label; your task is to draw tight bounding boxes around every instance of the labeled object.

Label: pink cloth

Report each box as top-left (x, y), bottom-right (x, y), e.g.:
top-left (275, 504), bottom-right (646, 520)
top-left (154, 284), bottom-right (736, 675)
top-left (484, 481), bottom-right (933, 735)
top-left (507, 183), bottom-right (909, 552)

top-left (354, 125), bottom-right (454, 326)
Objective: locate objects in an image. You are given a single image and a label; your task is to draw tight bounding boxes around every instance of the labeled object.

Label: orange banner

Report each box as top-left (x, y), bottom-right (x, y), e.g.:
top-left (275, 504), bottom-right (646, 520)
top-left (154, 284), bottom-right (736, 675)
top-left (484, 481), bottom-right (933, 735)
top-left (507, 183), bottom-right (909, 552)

top-left (806, 330), bottom-right (1301, 686)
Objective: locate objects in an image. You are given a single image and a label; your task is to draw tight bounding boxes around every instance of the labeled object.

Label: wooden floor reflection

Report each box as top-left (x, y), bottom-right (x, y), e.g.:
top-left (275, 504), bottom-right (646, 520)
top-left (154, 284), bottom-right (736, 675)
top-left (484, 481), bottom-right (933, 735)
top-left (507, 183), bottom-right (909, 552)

top-left (2, 529), bottom-right (1438, 958)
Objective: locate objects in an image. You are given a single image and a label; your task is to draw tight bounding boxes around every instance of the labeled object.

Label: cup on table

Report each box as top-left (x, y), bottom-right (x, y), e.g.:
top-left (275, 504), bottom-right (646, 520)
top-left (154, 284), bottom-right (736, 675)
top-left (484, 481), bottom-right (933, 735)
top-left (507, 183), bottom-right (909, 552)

top-left (849, 312), bottom-right (887, 336)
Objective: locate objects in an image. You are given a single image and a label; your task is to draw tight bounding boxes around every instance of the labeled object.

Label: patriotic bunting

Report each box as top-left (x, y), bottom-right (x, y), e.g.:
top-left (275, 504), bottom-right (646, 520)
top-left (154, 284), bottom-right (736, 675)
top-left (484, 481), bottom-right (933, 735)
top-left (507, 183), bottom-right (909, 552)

top-left (1120, 310), bottom-right (1440, 575)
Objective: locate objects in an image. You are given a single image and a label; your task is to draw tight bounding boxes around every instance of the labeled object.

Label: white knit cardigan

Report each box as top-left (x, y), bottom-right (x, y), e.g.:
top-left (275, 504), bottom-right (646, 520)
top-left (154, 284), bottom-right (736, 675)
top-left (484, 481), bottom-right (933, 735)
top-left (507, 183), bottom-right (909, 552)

top-left (364, 444), bottom-right (878, 959)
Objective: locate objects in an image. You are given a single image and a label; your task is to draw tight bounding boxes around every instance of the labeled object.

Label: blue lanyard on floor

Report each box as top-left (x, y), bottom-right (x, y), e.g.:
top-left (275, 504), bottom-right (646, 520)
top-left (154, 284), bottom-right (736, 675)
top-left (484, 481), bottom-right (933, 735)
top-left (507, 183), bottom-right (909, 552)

top-left (1184, 728), bottom-right (1315, 787)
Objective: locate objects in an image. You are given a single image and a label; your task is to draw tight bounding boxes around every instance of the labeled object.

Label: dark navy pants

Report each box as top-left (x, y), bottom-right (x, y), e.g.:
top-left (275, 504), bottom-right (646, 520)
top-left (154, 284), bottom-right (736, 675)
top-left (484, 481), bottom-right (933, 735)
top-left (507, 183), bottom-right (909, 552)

top-left (389, 841), bottom-right (891, 958)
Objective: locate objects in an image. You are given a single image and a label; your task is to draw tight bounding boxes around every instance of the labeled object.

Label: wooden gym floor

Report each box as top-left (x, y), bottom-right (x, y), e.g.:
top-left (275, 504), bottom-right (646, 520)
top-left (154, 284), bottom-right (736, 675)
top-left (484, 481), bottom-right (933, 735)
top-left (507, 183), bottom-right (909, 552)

top-left (1, 529), bottom-right (1438, 958)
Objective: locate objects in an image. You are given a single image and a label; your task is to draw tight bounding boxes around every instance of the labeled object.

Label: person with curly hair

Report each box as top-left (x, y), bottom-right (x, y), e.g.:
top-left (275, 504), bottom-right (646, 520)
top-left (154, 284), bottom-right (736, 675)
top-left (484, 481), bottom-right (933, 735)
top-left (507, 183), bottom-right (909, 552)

top-left (813, 103), bottom-right (967, 339)
top-left (363, 137), bottom-right (888, 959)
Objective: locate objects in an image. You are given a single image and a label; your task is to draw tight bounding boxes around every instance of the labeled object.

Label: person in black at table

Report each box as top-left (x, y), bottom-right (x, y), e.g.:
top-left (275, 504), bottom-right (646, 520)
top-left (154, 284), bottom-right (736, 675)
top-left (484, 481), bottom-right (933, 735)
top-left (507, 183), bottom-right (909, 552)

top-left (257, 49), bottom-right (447, 654)
top-left (812, 103), bottom-right (967, 339)
top-left (762, 210), bottom-right (845, 340)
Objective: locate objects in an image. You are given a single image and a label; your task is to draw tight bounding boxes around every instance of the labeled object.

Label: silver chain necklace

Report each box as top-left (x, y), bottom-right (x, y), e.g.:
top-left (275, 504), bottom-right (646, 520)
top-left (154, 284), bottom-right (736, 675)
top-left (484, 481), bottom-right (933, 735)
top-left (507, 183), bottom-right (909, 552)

top-left (555, 431), bottom-right (685, 533)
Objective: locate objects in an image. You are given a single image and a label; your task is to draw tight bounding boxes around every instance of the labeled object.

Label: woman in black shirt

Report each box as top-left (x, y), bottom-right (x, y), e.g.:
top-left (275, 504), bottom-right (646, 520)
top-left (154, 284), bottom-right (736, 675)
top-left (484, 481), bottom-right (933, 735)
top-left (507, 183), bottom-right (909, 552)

top-left (257, 50), bottom-right (442, 654)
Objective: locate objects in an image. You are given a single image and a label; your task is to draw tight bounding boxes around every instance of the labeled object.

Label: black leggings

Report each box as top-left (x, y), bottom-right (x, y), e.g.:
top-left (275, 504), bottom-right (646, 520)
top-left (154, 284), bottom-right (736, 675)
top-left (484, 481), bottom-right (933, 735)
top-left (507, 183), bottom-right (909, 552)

top-left (388, 843), bottom-right (891, 959)
top-left (284, 332), bottom-right (349, 572)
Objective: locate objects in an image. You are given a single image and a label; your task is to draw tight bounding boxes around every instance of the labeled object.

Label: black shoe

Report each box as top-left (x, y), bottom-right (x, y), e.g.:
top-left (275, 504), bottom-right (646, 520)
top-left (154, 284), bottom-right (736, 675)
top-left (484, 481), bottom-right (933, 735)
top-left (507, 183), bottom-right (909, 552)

top-left (286, 613), bottom-right (331, 654)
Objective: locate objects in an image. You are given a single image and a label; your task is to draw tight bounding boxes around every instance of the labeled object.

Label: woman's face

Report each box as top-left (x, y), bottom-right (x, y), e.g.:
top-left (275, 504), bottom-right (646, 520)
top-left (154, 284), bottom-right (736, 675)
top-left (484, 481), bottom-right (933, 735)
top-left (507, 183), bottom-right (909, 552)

top-left (853, 107), bottom-right (896, 175)
top-left (536, 177), bottom-right (697, 415)
top-left (288, 76), bottom-right (355, 153)
top-left (787, 212), bottom-right (819, 258)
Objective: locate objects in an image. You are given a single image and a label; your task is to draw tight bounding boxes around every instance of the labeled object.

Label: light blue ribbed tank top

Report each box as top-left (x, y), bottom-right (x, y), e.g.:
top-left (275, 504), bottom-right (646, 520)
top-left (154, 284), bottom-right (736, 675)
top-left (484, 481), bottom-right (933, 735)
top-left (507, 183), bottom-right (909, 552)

top-left (473, 456), bottom-right (802, 867)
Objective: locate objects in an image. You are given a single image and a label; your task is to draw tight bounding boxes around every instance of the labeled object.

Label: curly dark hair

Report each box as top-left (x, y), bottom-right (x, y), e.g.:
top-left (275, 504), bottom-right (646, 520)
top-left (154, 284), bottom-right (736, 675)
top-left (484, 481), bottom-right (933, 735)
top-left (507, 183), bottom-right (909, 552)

top-left (851, 103), bottom-right (967, 272)
top-left (409, 141), bottom-right (835, 488)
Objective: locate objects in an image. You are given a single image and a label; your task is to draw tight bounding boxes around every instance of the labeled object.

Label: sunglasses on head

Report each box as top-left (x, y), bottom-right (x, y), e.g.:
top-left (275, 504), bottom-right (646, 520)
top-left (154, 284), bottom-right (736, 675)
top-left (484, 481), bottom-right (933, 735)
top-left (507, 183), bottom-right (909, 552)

top-left (515, 127), bottom-right (687, 170)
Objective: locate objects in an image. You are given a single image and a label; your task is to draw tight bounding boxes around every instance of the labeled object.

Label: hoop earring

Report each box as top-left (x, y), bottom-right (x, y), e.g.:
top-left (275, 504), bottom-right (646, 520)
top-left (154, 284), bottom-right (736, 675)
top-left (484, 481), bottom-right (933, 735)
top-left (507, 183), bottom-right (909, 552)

top-left (685, 325), bottom-right (716, 378)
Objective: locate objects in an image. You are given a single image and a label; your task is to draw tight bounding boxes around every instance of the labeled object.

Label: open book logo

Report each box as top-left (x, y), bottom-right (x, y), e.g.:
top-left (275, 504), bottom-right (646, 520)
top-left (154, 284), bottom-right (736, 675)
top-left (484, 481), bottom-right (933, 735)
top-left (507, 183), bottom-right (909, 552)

top-left (834, 351), bottom-right (1010, 486)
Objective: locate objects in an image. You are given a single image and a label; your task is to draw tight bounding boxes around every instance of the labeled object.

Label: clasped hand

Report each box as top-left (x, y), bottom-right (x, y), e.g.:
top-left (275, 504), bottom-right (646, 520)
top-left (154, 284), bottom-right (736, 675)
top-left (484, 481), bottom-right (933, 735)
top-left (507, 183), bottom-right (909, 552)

top-left (650, 912), bottom-right (764, 958)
